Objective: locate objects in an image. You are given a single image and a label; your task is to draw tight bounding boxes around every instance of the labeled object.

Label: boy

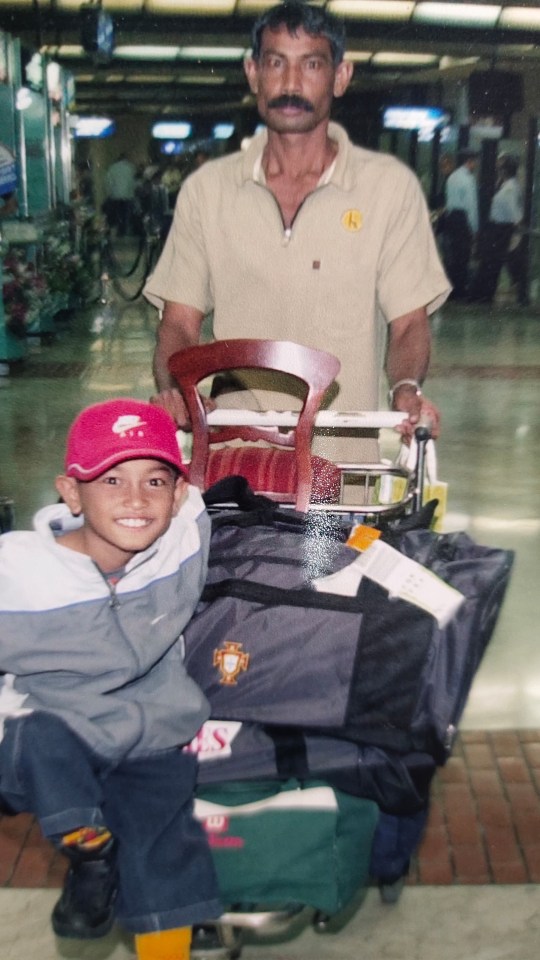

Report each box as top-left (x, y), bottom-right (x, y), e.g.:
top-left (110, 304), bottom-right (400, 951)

top-left (0, 398), bottom-right (221, 960)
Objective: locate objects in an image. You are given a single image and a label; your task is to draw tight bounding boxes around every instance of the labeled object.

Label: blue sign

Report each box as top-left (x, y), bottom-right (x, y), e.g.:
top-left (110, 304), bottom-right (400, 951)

top-left (0, 142), bottom-right (17, 196)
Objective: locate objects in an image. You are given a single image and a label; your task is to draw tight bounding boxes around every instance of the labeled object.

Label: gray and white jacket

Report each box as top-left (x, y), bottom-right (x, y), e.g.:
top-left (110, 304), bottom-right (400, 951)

top-left (0, 485), bottom-right (211, 761)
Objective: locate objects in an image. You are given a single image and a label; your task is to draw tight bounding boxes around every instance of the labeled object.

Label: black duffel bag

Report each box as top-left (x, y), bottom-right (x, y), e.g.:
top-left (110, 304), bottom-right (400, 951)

top-left (184, 478), bottom-right (514, 763)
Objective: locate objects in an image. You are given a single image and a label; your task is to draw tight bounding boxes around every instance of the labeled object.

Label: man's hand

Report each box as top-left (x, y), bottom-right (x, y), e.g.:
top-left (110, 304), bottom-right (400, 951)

top-left (150, 388), bottom-right (216, 429)
top-left (393, 389), bottom-right (441, 442)
top-left (150, 388), bottom-right (191, 428)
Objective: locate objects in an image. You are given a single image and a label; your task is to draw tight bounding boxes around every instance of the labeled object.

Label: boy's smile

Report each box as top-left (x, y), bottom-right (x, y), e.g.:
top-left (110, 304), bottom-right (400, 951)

top-left (55, 459), bottom-right (186, 573)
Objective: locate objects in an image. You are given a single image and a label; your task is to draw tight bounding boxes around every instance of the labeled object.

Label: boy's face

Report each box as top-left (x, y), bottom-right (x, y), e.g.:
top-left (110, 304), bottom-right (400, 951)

top-left (55, 458), bottom-right (186, 572)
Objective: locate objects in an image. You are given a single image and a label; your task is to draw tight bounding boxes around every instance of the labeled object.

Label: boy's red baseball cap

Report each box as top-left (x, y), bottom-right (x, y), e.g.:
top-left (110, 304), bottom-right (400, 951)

top-left (64, 399), bottom-right (186, 481)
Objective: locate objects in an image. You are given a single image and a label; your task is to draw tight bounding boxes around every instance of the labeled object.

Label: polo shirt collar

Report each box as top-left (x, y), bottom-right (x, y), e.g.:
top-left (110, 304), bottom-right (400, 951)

top-left (238, 121), bottom-right (354, 191)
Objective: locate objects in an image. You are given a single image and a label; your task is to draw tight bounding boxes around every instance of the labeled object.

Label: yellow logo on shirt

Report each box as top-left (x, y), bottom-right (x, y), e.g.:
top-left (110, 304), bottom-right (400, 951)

top-left (341, 209), bottom-right (363, 232)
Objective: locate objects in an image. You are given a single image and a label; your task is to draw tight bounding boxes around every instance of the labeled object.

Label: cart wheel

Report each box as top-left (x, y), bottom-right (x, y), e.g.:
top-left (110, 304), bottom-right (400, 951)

top-left (378, 877), bottom-right (405, 904)
top-left (191, 923), bottom-right (243, 960)
top-left (312, 910), bottom-right (331, 932)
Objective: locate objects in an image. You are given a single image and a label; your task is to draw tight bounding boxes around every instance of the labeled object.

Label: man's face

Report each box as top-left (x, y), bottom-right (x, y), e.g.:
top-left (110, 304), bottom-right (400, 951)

top-left (244, 26), bottom-right (352, 135)
top-left (56, 458), bottom-right (185, 572)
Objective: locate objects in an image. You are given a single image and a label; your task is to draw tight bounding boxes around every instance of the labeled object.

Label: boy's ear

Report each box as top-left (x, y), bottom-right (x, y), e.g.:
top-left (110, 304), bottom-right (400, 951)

top-left (172, 476), bottom-right (188, 516)
top-left (55, 475), bottom-right (83, 516)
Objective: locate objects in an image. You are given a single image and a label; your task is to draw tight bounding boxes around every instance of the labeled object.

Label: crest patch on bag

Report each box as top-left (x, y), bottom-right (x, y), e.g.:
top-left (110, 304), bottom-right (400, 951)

top-left (214, 641), bottom-right (250, 685)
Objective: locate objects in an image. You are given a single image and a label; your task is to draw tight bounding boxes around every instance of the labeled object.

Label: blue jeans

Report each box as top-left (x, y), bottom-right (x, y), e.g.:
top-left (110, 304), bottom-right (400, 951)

top-left (0, 712), bottom-right (222, 932)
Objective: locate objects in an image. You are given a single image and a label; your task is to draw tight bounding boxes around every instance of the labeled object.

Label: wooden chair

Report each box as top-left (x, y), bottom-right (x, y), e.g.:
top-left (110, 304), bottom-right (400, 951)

top-left (168, 339), bottom-right (341, 512)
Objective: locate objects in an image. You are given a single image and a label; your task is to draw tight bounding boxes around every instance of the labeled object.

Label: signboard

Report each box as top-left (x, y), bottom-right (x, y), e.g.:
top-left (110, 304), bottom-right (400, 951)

top-left (0, 142), bottom-right (17, 196)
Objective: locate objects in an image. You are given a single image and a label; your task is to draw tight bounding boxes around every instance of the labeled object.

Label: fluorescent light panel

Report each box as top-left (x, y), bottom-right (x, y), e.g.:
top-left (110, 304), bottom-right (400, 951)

top-left (152, 121), bottom-right (192, 139)
top-left (145, 0), bottom-right (236, 12)
top-left (41, 45), bottom-right (84, 57)
top-left (345, 52), bottom-right (373, 63)
top-left (413, 3), bottom-right (501, 28)
top-left (372, 52), bottom-right (439, 66)
top-left (178, 47), bottom-right (246, 60)
top-left (328, 1), bottom-right (415, 20)
top-left (114, 46), bottom-right (180, 60)
top-left (500, 7), bottom-right (540, 30)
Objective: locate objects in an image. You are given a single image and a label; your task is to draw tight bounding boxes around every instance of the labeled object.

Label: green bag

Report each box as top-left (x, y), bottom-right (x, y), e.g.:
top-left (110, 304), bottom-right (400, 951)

top-left (194, 779), bottom-right (379, 915)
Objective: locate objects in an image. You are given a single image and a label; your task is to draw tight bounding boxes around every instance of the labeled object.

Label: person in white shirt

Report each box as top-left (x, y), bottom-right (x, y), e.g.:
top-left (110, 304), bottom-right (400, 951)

top-left (443, 149), bottom-right (479, 299)
top-left (470, 155), bottom-right (523, 304)
top-left (104, 154), bottom-right (136, 237)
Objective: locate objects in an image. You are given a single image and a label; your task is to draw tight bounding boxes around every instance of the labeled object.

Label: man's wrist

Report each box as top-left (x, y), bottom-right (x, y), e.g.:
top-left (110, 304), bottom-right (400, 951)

top-left (388, 379), bottom-right (423, 406)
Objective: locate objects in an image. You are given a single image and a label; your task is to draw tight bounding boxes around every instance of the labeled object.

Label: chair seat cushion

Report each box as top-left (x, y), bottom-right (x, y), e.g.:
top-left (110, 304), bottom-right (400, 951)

top-left (203, 447), bottom-right (341, 503)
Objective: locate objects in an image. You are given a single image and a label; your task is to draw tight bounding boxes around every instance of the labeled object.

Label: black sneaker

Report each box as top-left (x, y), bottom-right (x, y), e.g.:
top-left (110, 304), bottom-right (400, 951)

top-left (51, 837), bottom-right (118, 940)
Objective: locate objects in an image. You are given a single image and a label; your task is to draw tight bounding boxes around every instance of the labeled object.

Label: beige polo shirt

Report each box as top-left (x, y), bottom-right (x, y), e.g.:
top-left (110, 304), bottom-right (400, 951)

top-left (144, 123), bottom-right (450, 457)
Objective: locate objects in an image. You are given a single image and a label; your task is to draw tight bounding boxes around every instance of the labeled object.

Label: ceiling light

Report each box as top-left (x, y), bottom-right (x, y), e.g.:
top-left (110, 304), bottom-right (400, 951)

top-left (237, 1), bottom-right (281, 11)
top-left (152, 121), bottom-right (192, 139)
top-left (372, 52), bottom-right (439, 67)
top-left (345, 52), bottom-right (373, 63)
top-left (328, 1), bottom-right (414, 20)
top-left (178, 47), bottom-right (246, 61)
top-left (41, 45), bottom-right (84, 58)
top-left (439, 56), bottom-right (480, 69)
top-left (178, 74), bottom-right (227, 85)
top-left (499, 7), bottom-right (540, 30)
top-left (413, 3), bottom-right (501, 29)
top-left (114, 46), bottom-right (180, 60)
top-left (146, 0), bottom-right (236, 13)
top-left (128, 74), bottom-right (176, 83)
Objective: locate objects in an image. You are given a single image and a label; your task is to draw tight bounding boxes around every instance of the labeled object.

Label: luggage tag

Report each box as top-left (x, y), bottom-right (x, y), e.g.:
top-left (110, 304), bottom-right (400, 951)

top-left (313, 538), bottom-right (464, 628)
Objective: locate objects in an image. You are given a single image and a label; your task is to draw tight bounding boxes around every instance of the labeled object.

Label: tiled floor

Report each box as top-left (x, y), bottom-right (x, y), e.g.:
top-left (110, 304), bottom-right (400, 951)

top-left (1, 271), bottom-right (539, 956)
top-left (1, 730), bottom-right (539, 893)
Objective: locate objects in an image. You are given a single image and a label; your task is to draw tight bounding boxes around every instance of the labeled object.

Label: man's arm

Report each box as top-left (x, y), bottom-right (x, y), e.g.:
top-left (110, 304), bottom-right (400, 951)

top-left (151, 301), bottom-right (204, 425)
top-left (386, 307), bottom-right (440, 439)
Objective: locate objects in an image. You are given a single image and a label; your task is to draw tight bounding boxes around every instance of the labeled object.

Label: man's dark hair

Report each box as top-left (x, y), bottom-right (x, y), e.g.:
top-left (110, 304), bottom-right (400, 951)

top-left (499, 155), bottom-right (519, 179)
top-left (251, 1), bottom-right (346, 66)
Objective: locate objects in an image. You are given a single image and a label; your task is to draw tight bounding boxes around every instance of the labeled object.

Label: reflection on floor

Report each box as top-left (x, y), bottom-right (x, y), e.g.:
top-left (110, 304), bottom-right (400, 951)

top-left (0, 292), bottom-right (539, 958)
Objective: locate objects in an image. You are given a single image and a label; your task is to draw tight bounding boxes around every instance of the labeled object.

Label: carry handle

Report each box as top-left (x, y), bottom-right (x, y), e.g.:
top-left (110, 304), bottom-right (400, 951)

top-left (411, 423), bottom-right (433, 513)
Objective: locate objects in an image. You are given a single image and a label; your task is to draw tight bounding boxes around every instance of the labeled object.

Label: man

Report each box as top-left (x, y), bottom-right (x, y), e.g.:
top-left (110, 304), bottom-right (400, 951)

top-left (104, 153), bottom-right (136, 237)
top-left (443, 148), bottom-right (479, 300)
top-left (470, 154), bottom-right (523, 304)
top-left (144, 1), bottom-right (450, 457)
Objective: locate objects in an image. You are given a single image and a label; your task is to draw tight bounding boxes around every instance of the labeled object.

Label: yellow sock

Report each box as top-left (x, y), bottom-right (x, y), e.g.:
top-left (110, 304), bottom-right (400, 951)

top-left (134, 926), bottom-right (192, 960)
top-left (61, 826), bottom-right (112, 852)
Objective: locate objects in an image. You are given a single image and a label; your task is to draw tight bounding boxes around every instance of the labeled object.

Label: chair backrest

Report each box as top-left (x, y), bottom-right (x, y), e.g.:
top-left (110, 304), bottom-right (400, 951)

top-left (168, 339), bottom-right (340, 511)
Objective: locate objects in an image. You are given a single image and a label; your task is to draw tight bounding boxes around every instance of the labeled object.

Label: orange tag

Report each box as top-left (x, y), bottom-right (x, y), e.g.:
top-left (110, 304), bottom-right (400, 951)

top-left (346, 525), bottom-right (381, 551)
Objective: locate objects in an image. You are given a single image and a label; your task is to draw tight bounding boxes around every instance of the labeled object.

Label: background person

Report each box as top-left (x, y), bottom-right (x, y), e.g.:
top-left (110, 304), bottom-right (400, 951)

top-left (144, 0), bottom-right (450, 457)
top-left (104, 153), bottom-right (137, 237)
top-left (470, 155), bottom-right (523, 305)
top-left (443, 148), bottom-right (479, 300)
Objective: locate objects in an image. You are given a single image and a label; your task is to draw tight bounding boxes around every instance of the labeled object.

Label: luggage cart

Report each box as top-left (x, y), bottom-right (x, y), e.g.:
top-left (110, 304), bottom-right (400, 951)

top-left (168, 343), bottom-right (438, 959)
top-left (183, 410), bottom-right (434, 960)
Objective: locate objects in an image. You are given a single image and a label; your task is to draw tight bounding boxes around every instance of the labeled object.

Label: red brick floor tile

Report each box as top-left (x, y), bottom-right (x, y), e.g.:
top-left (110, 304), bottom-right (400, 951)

top-left (438, 757), bottom-right (468, 783)
top-left (489, 731), bottom-right (522, 755)
top-left (519, 730), bottom-right (540, 743)
top-left (497, 756), bottom-right (532, 783)
top-left (513, 811), bottom-right (540, 846)
top-left (475, 794), bottom-right (513, 828)
top-left (417, 854), bottom-right (454, 885)
top-left (469, 768), bottom-right (504, 797)
top-left (483, 826), bottom-right (522, 863)
top-left (459, 731), bottom-right (489, 744)
top-left (417, 825), bottom-right (450, 860)
top-left (2, 729), bottom-right (540, 890)
top-left (490, 859), bottom-right (528, 884)
top-left (522, 742), bottom-right (540, 767)
top-left (462, 743), bottom-right (494, 768)
top-left (522, 844), bottom-right (540, 882)
top-left (452, 843), bottom-right (491, 883)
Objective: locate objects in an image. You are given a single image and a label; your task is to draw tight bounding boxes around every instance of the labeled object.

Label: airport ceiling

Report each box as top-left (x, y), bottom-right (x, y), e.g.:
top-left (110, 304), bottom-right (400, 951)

top-left (2, 1), bottom-right (540, 119)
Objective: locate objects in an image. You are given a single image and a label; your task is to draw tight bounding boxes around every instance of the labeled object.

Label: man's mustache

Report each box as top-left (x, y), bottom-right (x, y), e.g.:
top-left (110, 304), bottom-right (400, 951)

top-left (267, 94), bottom-right (314, 112)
